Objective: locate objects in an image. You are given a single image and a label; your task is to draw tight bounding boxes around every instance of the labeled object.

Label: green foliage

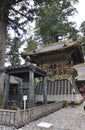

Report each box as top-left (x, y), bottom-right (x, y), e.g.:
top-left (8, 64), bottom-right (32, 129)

top-left (0, 0), bottom-right (78, 38)
top-left (25, 37), bottom-right (37, 52)
top-left (79, 21), bottom-right (85, 56)
top-left (80, 21), bottom-right (85, 37)
top-left (6, 35), bottom-right (23, 67)
top-left (35, 0), bottom-right (78, 44)
top-left (79, 21), bottom-right (85, 45)
top-left (0, 0), bottom-right (79, 68)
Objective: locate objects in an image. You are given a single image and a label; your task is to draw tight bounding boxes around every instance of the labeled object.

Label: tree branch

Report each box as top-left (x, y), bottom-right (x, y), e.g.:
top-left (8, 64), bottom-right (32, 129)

top-left (11, 7), bottom-right (29, 19)
top-left (16, 0), bottom-right (23, 3)
top-left (8, 18), bottom-right (26, 32)
top-left (8, 0), bottom-right (23, 5)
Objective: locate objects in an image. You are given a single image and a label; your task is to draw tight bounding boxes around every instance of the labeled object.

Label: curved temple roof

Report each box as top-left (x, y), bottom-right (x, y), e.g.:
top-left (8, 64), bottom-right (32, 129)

top-left (21, 39), bottom-right (84, 65)
top-left (21, 39), bottom-right (82, 57)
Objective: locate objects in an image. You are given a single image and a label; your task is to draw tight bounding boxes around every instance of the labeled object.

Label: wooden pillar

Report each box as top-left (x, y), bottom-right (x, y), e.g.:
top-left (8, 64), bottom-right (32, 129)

top-left (3, 74), bottom-right (10, 109)
top-left (72, 79), bottom-right (79, 94)
top-left (29, 69), bottom-right (35, 108)
top-left (42, 77), bottom-right (47, 104)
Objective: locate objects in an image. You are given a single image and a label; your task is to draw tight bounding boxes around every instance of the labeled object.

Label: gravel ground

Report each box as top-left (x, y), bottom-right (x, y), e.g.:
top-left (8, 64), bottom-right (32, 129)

top-left (0, 102), bottom-right (85, 130)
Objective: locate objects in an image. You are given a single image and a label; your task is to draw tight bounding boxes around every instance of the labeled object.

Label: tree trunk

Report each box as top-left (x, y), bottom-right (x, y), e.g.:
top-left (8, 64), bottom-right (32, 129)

top-left (0, 21), bottom-right (7, 108)
top-left (0, 21), bottom-right (6, 69)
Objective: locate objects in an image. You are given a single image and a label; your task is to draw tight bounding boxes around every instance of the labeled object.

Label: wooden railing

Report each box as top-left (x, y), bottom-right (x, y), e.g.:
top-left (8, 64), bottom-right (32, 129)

top-left (0, 109), bottom-right (16, 126)
top-left (0, 102), bottom-right (65, 128)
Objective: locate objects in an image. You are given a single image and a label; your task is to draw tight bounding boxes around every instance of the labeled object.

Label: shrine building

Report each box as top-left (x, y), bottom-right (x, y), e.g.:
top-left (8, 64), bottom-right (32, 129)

top-left (21, 39), bottom-right (84, 103)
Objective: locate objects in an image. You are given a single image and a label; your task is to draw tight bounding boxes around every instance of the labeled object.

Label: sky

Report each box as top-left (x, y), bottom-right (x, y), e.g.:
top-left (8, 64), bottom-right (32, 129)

top-left (73, 0), bottom-right (85, 29)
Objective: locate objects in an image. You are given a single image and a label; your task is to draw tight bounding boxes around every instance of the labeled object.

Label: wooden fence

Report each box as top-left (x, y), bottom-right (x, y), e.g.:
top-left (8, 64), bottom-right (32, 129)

top-left (0, 101), bottom-right (65, 128)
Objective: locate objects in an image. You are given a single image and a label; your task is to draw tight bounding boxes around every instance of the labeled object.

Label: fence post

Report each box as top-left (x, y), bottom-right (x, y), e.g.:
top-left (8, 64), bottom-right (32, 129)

top-left (17, 108), bottom-right (22, 127)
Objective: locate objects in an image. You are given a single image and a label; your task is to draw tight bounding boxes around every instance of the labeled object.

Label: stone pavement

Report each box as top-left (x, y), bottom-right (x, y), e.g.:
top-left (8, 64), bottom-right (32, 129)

top-left (0, 102), bottom-right (85, 130)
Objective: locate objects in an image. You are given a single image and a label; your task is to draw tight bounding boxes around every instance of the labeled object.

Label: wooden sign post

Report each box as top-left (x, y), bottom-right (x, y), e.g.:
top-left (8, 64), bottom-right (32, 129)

top-left (23, 95), bottom-right (27, 110)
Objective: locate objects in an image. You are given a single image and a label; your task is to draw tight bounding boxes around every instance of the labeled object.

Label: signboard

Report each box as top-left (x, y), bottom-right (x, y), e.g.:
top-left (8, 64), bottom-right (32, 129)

top-left (37, 122), bottom-right (53, 130)
top-left (23, 95), bottom-right (27, 101)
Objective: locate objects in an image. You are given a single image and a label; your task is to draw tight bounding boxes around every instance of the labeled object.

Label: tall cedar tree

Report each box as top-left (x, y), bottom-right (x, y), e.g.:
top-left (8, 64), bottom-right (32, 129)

top-left (0, 0), bottom-right (36, 69)
top-left (6, 35), bottom-right (22, 67)
top-left (35, 0), bottom-right (79, 44)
